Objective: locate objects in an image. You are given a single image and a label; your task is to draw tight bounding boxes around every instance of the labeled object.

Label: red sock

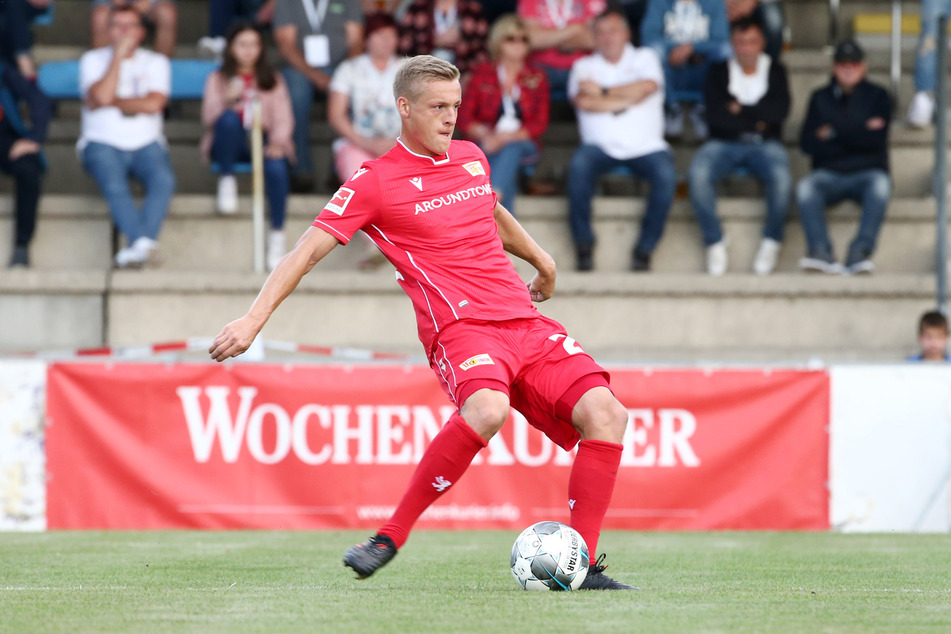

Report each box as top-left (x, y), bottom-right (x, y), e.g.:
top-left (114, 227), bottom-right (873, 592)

top-left (378, 414), bottom-right (487, 548)
top-left (568, 439), bottom-right (623, 558)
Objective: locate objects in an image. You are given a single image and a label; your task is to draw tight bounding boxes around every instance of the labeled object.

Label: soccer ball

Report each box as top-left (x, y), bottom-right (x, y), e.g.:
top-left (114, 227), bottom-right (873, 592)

top-left (510, 521), bottom-right (589, 591)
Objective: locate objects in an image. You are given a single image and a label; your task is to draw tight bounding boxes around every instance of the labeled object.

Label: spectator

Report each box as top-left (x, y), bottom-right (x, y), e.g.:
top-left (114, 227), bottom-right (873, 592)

top-left (518, 0), bottom-right (606, 96)
top-left (91, 1), bottom-right (178, 59)
top-left (619, 0), bottom-right (649, 44)
top-left (725, 0), bottom-right (783, 59)
top-left (567, 9), bottom-right (676, 272)
top-left (909, 310), bottom-right (950, 361)
top-left (0, 0), bottom-right (51, 80)
top-left (480, 0), bottom-right (519, 24)
top-left (273, 0), bottom-right (363, 192)
top-left (198, 0), bottom-right (277, 59)
top-left (1, 63), bottom-right (50, 268)
top-left (201, 23), bottom-right (294, 271)
top-left (79, 5), bottom-right (175, 269)
top-left (907, 0), bottom-right (951, 127)
top-left (796, 40), bottom-right (892, 276)
top-left (641, 0), bottom-right (731, 138)
top-left (457, 14), bottom-right (549, 214)
top-left (398, 0), bottom-right (489, 76)
top-left (687, 16), bottom-right (790, 276)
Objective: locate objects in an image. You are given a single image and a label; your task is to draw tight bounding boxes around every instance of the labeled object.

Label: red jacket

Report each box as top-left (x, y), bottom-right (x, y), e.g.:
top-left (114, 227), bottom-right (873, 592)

top-left (458, 61), bottom-right (550, 142)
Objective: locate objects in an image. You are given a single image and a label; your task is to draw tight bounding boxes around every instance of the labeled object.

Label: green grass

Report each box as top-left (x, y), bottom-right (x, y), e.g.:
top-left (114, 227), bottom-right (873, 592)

top-left (1, 531), bottom-right (950, 633)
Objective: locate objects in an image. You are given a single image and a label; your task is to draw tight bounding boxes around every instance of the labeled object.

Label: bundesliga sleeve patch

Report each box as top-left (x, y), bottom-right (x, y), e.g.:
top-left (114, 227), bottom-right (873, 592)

top-left (459, 353), bottom-right (494, 371)
top-left (324, 187), bottom-right (355, 216)
top-left (462, 160), bottom-right (486, 177)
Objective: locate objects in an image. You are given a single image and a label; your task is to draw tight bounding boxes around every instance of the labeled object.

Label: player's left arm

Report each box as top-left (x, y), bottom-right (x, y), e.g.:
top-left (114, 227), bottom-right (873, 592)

top-left (494, 201), bottom-right (556, 302)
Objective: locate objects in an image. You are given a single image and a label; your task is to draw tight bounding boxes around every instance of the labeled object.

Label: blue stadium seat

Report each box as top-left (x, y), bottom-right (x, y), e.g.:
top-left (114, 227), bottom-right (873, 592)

top-left (37, 58), bottom-right (220, 101)
top-left (37, 60), bottom-right (80, 99)
top-left (211, 162), bottom-right (253, 174)
top-left (33, 4), bottom-right (54, 26)
top-left (169, 59), bottom-right (219, 99)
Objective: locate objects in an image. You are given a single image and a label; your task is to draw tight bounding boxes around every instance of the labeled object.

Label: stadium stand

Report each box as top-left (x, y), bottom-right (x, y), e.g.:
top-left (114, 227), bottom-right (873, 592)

top-left (0, 0), bottom-right (945, 363)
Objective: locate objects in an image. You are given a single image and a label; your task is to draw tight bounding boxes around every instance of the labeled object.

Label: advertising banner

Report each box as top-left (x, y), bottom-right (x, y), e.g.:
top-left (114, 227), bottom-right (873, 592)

top-left (46, 364), bottom-right (829, 531)
top-left (0, 360), bottom-right (47, 531)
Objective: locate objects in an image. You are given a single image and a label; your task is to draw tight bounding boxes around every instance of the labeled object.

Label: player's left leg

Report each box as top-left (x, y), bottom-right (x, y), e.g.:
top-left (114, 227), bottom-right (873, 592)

top-left (568, 387), bottom-right (636, 590)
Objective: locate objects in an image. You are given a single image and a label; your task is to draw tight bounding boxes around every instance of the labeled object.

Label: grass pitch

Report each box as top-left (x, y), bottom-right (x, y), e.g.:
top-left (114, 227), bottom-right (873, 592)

top-left (1, 531), bottom-right (950, 633)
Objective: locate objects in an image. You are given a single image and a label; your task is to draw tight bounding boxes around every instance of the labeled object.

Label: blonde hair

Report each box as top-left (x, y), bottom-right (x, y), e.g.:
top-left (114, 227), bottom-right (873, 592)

top-left (393, 55), bottom-right (461, 103)
top-left (487, 14), bottom-right (528, 61)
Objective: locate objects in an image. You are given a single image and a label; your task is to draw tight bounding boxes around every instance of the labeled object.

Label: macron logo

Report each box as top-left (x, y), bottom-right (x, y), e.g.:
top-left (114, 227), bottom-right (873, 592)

top-left (432, 476), bottom-right (452, 492)
top-left (568, 499), bottom-right (576, 510)
top-left (410, 176), bottom-right (423, 191)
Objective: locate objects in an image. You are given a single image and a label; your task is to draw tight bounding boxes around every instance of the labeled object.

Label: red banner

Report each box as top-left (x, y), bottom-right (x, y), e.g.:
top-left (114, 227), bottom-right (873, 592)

top-left (46, 364), bottom-right (829, 530)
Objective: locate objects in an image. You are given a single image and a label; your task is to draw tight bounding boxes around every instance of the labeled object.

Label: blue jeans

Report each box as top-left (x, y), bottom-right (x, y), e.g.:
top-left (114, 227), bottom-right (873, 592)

top-left (209, 0), bottom-right (265, 37)
top-left (567, 145), bottom-right (677, 254)
top-left (81, 141), bottom-right (176, 243)
top-left (211, 110), bottom-right (289, 229)
top-left (282, 66), bottom-right (329, 177)
top-left (795, 168), bottom-right (891, 260)
top-left (484, 139), bottom-right (538, 215)
top-left (914, 0), bottom-right (951, 92)
top-left (536, 64), bottom-right (571, 101)
top-left (688, 139), bottom-right (791, 245)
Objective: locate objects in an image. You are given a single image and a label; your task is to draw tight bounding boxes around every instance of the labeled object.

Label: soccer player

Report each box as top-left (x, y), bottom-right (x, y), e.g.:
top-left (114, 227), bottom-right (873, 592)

top-left (208, 54), bottom-right (634, 591)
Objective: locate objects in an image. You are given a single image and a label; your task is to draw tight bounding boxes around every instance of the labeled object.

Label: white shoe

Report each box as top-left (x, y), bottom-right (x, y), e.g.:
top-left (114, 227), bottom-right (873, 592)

top-left (665, 106), bottom-right (685, 138)
top-left (217, 175), bottom-right (238, 214)
top-left (115, 237), bottom-right (159, 269)
top-left (689, 105), bottom-right (708, 141)
top-left (198, 36), bottom-right (226, 60)
top-left (907, 91), bottom-right (935, 128)
top-left (706, 240), bottom-right (728, 276)
top-left (753, 238), bottom-right (781, 275)
top-left (266, 229), bottom-right (285, 271)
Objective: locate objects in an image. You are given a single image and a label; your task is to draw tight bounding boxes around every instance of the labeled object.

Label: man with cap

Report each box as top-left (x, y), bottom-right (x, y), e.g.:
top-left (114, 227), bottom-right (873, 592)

top-left (795, 39), bottom-right (893, 275)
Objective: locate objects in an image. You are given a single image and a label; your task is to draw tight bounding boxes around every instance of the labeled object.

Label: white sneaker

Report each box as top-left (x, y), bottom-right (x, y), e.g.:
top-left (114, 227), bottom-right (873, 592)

top-left (665, 106), bottom-right (685, 138)
top-left (115, 237), bottom-right (159, 269)
top-left (753, 238), bottom-right (781, 275)
top-left (266, 229), bottom-right (285, 271)
top-left (706, 240), bottom-right (728, 276)
top-left (198, 36), bottom-right (226, 60)
top-left (908, 91), bottom-right (935, 128)
top-left (217, 175), bottom-right (238, 214)
top-left (689, 105), bottom-right (708, 141)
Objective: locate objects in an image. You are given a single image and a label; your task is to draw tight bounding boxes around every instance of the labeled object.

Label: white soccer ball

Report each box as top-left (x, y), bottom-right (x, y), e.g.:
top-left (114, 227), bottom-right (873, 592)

top-left (510, 521), bottom-right (589, 591)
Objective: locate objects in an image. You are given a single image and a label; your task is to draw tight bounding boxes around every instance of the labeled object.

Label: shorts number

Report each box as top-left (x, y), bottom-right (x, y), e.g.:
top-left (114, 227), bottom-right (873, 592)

top-left (549, 334), bottom-right (584, 355)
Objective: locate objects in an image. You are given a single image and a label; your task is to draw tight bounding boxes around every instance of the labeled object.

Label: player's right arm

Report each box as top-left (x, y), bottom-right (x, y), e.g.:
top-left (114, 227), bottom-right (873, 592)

top-left (208, 227), bottom-right (339, 361)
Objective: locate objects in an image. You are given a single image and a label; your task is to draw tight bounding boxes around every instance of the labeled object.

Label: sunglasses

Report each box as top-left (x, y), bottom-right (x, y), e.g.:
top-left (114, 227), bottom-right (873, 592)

top-left (503, 35), bottom-right (529, 43)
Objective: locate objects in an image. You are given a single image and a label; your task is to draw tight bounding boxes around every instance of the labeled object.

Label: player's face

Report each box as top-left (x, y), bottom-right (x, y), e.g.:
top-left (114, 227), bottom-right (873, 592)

top-left (398, 79), bottom-right (461, 157)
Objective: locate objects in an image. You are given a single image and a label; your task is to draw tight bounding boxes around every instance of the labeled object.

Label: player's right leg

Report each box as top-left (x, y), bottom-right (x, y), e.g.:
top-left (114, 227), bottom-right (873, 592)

top-left (343, 388), bottom-right (509, 579)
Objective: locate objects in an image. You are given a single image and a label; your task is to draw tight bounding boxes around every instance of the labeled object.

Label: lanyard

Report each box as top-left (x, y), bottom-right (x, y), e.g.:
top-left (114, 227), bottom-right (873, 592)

top-left (543, 0), bottom-right (574, 30)
top-left (301, 0), bottom-right (330, 32)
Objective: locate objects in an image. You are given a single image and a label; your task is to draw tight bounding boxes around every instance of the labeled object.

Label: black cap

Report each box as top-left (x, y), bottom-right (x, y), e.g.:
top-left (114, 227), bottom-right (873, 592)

top-left (834, 40), bottom-right (865, 63)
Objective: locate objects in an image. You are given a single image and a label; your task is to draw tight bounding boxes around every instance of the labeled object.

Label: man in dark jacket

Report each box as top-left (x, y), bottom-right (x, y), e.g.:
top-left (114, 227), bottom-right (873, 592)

top-left (687, 16), bottom-right (791, 275)
top-left (0, 61), bottom-right (49, 268)
top-left (796, 40), bottom-right (892, 275)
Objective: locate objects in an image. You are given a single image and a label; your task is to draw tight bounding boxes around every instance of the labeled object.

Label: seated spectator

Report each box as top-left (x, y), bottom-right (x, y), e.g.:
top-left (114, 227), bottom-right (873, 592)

top-left (92, 0), bottom-right (178, 59)
top-left (398, 0), bottom-right (489, 76)
top-left (198, 0), bottom-right (277, 59)
top-left (518, 0), bottom-right (606, 97)
top-left (909, 310), bottom-right (950, 361)
top-left (907, 0), bottom-right (948, 127)
top-left (0, 0), bottom-right (51, 79)
top-left (273, 0), bottom-right (363, 192)
top-left (457, 14), bottom-right (549, 214)
top-left (687, 16), bottom-right (790, 275)
top-left (1, 62), bottom-right (50, 268)
top-left (79, 5), bottom-right (176, 269)
top-left (725, 0), bottom-right (783, 59)
top-left (201, 23), bottom-right (294, 271)
top-left (567, 9), bottom-right (676, 272)
top-left (641, 0), bottom-right (730, 138)
top-left (796, 40), bottom-right (892, 276)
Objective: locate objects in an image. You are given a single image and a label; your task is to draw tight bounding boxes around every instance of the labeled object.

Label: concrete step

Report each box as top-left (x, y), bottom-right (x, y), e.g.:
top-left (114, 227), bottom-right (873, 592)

top-left (0, 195), bottom-right (943, 275)
top-left (1, 267), bottom-right (933, 363)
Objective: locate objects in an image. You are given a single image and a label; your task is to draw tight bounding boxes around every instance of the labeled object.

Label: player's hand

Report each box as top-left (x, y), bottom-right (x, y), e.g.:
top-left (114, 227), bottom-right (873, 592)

top-left (209, 316), bottom-right (261, 362)
top-left (528, 269), bottom-right (555, 303)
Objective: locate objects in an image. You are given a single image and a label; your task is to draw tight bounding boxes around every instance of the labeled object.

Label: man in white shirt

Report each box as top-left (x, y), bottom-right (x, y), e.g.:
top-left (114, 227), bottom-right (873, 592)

top-left (567, 8), bottom-right (676, 272)
top-left (79, 5), bottom-right (175, 269)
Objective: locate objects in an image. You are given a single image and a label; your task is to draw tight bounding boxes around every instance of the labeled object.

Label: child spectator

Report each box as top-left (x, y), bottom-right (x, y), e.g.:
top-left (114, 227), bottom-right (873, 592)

top-left (457, 14), bottom-right (549, 214)
top-left (201, 23), bottom-right (295, 271)
top-left (909, 310), bottom-right (950, 361)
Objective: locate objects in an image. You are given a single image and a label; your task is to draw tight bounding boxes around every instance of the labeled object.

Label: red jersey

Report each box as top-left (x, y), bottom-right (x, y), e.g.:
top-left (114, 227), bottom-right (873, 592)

top-left (313, 140), bottom-right (539, 354)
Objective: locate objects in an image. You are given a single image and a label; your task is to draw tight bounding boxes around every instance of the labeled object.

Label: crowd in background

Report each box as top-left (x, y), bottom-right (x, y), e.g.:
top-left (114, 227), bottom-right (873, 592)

top-left (0, 0), bottom-right (942, 282)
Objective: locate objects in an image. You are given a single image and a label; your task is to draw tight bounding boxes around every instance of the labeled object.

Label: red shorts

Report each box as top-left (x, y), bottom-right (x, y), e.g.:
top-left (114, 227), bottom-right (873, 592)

top-left (429, 315), bottom-right (612, 450)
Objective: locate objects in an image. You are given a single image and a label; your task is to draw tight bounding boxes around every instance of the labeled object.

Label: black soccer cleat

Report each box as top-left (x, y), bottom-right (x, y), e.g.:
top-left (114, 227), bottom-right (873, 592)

top-left (343, 534), bottom-right (398, 579)
top-left (579, 553), bottom-right (638, 590)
